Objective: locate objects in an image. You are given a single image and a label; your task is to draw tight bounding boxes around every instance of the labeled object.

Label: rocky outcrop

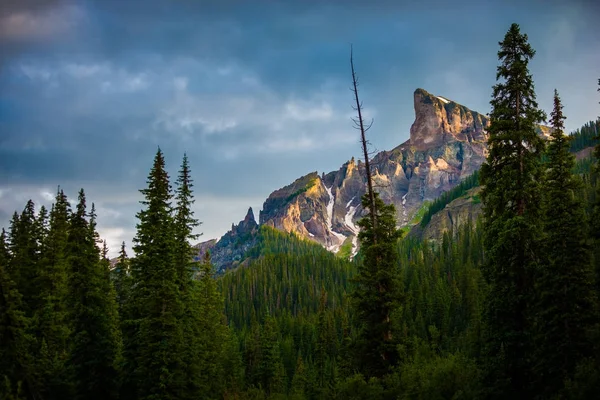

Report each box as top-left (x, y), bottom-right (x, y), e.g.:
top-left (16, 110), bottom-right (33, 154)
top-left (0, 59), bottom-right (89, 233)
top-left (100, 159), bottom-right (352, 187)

top-left (410, 89), bottom-right (489, 150)
top-left (195, 207), bottom-right (259, 272)
top-left (413, 187), bottom-right (483, 243)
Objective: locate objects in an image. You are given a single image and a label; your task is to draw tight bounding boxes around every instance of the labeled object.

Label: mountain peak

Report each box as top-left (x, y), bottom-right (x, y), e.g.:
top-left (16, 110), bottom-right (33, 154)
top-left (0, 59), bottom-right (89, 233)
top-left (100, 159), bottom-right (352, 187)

top-left (410, 88), bottom-right (489, 150)
top-left (244, 207), bottom-right (256, 224)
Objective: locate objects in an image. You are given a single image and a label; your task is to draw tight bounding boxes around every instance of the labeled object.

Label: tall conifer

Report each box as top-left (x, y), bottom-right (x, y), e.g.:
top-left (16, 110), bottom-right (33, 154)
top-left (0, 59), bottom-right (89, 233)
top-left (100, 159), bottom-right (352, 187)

top-left (534, 90), bottom-right (598, 396)
top-left (0, 229), bottom-right (36, 399)
top-left (126, 148), bottom-right (185, 400)
top-left (67, 191), bottom-right (121, 399)
top-left (479, 23), bottom-right (546, 398)
top-left (35, 190), bottom-right (72, 399)
top-left (352, 193), bottom-right (403, 377)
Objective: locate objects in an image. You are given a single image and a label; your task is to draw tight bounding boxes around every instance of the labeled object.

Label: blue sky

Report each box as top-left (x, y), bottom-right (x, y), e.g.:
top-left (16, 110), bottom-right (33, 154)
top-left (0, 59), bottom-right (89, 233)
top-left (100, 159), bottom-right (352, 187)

top-left (1, 0), bottom-right (599, 256)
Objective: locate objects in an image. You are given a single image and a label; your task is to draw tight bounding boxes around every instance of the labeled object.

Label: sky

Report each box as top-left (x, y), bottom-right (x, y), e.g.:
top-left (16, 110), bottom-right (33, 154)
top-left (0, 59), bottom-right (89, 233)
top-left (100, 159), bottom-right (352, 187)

top-left (1, 0), bottom-right (599, 257)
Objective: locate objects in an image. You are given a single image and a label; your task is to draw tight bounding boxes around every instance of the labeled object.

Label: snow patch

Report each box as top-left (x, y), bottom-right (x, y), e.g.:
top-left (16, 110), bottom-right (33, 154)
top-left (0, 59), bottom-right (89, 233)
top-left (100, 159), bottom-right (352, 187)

top-left (346, 196), bottom-right (356, 208)
top-left (344, 206), bottom-right (359, 235)
top-left (308, 232), bottom-right (315, 237)
top-left (401, 193), bottom-right (408, 223)
top-left (436, 96), bottom-right (450, 104)
top-left (350, 236), bottom-right (358, 259)
top-left (325, 185), bottom-right (346, 253)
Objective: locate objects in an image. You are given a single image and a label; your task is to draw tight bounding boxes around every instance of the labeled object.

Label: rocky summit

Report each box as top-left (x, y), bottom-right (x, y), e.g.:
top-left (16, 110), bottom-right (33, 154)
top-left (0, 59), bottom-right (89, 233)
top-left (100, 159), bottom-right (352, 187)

top-left (197, 88), bottom-right (494, 266)
top-left (257, 88), bottom-right (490, 253)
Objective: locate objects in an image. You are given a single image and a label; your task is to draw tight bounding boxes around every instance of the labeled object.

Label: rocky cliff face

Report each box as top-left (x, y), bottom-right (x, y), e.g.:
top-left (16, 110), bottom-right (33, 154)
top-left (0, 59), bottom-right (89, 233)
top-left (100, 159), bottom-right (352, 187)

top-left (256, 88), bottom-right (490, 254)
top-left (410, 187), bottom-right (483, 243)
top-left (195, 207), bottom-right (259, 272)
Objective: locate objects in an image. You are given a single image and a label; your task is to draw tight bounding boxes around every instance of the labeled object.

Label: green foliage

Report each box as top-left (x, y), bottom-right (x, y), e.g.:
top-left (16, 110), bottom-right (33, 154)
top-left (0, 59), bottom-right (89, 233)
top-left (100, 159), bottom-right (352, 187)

top-left (532, 91), bottom-right (599, 397)
top-left (124, 149), bottom-right (187, 400)
top-left (67, 191), bottom-right (122, 399)
top-left (569, 120), bottom-right (599, 153)
top-left (396, 353), bottom-right (481, 400)
top-left (479, 23), bottom-right (547, 398)
top-left (351, 192), bottom-right (403, 377)
top-left (285, 179), bottom-right (317, 202)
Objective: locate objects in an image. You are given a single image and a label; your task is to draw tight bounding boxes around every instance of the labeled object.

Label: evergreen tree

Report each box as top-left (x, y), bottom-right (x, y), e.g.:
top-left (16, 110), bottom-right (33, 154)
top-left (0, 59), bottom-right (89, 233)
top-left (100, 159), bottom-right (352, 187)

top-left (34, 190), bottom-right (72, 399)
top-left (112, 241), bottom-right (131, 311)
top-left (351, 192), bottom-right (403, 377)
top-left (479, 23), bottom-right (547, 398)
top-left (291, 354), bottom-right (307, 396)
top-left (125, 148), bottom-right (185, 400)
top-left (0, 229), bottom-right (36, 399)
top-left (8, 200), bottom-right (41, 316)
top-left (259, 313), bottom-right (280, 394)
top-left (173, 154), bottom-right (205, 399)
top-left (174, 153), bottom-right (201, 288)
top-left (67, 191), bottom-right (121, 399)
top-left (186, 252), bottom-right (229, 399)
top-left (534, 90), bottom-right (598, 397)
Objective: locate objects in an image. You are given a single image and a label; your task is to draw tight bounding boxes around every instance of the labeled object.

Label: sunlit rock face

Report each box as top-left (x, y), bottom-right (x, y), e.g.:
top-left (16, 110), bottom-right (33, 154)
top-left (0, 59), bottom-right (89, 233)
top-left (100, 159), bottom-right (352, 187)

top-left (254, 88), bottom-right (490, 255)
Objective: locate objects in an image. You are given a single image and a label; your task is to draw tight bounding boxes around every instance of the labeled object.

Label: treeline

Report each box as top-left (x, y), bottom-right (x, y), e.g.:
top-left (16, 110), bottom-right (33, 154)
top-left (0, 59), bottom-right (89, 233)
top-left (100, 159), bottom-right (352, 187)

top-left (570, 119), bottom-right (599, 153)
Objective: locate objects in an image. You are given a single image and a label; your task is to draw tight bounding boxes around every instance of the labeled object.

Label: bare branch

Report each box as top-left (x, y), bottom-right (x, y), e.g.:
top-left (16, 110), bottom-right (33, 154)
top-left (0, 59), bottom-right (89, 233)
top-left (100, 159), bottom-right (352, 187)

top-left (350, 44), bottom-right (378, 242)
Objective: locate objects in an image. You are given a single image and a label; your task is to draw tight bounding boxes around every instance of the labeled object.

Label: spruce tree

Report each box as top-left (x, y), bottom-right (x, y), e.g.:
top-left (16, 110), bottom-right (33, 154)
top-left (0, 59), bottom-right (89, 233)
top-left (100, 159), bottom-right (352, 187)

top-left (534, 90), bottom-right (598, 396)
top-left (112, 241), bottom-right (131, 310)
top-left (479, 23), bottom-right (547, 398)
top-left (34, 190), bottom-right (72, 399)
top-left (173, 154), bottom-right (204, 399)
top-left (351, 192), bottom-right (403, 377)
top-left (0, 229), bottom-right (36, 399)
top-left (259, 312), bottom-right (280, 394)
top-left (8, 200), bottom-right (41, 316)
top-left (66, 191), bottom-right (121, 400)
top-left (193, 253), bottom-right (230, 398)
top-left (126, 148), bottom-right (185, 400)
top-left (174, 153), bottom-right (201, 288)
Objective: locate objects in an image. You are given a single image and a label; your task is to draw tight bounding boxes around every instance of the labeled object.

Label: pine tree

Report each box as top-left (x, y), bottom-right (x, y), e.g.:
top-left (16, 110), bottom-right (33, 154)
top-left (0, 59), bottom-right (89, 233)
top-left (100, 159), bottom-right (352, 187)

top-left (112, 241), bottom-right (131, 310)
top-left (315, 288), bottom-right (329, 388)
top-left (173, 154), bottom-right (205, 399)
top-left (291, 354), bottom-right (307, 396)
top-left (184, 252), bottom-right (229, 399)
top-left (125, 148), bottom-right (185, 400)
top-left (479, 23), bottom-right (547, 398)
top-left (533, 90), bottom-right (598, 396)
top-left (34, 190), bottom-right (72, 399)
top-left (66, 191), bottom-right (121, 400)
top-left (0, 229), bottom-right (36, 399)
top-left (351, 192), bottom-right (403, 377)
top-left (174, 153), bottom-right (201, 288)
top-left (8, 200), bottom-right (41, 316)
top-left (259, 313), bottom-right (280, 394)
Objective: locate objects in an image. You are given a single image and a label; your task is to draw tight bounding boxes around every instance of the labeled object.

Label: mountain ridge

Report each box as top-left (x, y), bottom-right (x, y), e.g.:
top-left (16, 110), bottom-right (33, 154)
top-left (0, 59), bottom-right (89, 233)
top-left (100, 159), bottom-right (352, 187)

top-left (197, 87), bottom-right (496, 269)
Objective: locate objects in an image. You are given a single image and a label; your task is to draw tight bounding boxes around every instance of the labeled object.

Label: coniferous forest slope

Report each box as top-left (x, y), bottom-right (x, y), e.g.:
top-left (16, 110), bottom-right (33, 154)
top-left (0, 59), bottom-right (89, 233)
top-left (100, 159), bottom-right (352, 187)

top-left (1, 23), bottom-right (600, 400)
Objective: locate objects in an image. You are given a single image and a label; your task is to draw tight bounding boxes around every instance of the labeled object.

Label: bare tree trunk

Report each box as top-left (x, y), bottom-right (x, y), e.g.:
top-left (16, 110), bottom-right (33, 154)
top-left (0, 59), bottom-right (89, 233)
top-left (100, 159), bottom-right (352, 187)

top-left (350, 46), bottom-right (377, 243)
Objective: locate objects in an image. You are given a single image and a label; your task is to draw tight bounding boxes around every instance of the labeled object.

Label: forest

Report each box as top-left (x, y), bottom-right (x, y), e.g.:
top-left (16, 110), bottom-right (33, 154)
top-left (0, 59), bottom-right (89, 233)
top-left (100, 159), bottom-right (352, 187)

top-left (1, 23), bottom-right (600, 400)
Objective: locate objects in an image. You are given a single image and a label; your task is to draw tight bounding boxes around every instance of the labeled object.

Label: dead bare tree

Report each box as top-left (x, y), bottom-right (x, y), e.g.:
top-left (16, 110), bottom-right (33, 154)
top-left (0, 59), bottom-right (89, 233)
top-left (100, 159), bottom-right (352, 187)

top-left (350, 45), bottom-right (378, 243)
